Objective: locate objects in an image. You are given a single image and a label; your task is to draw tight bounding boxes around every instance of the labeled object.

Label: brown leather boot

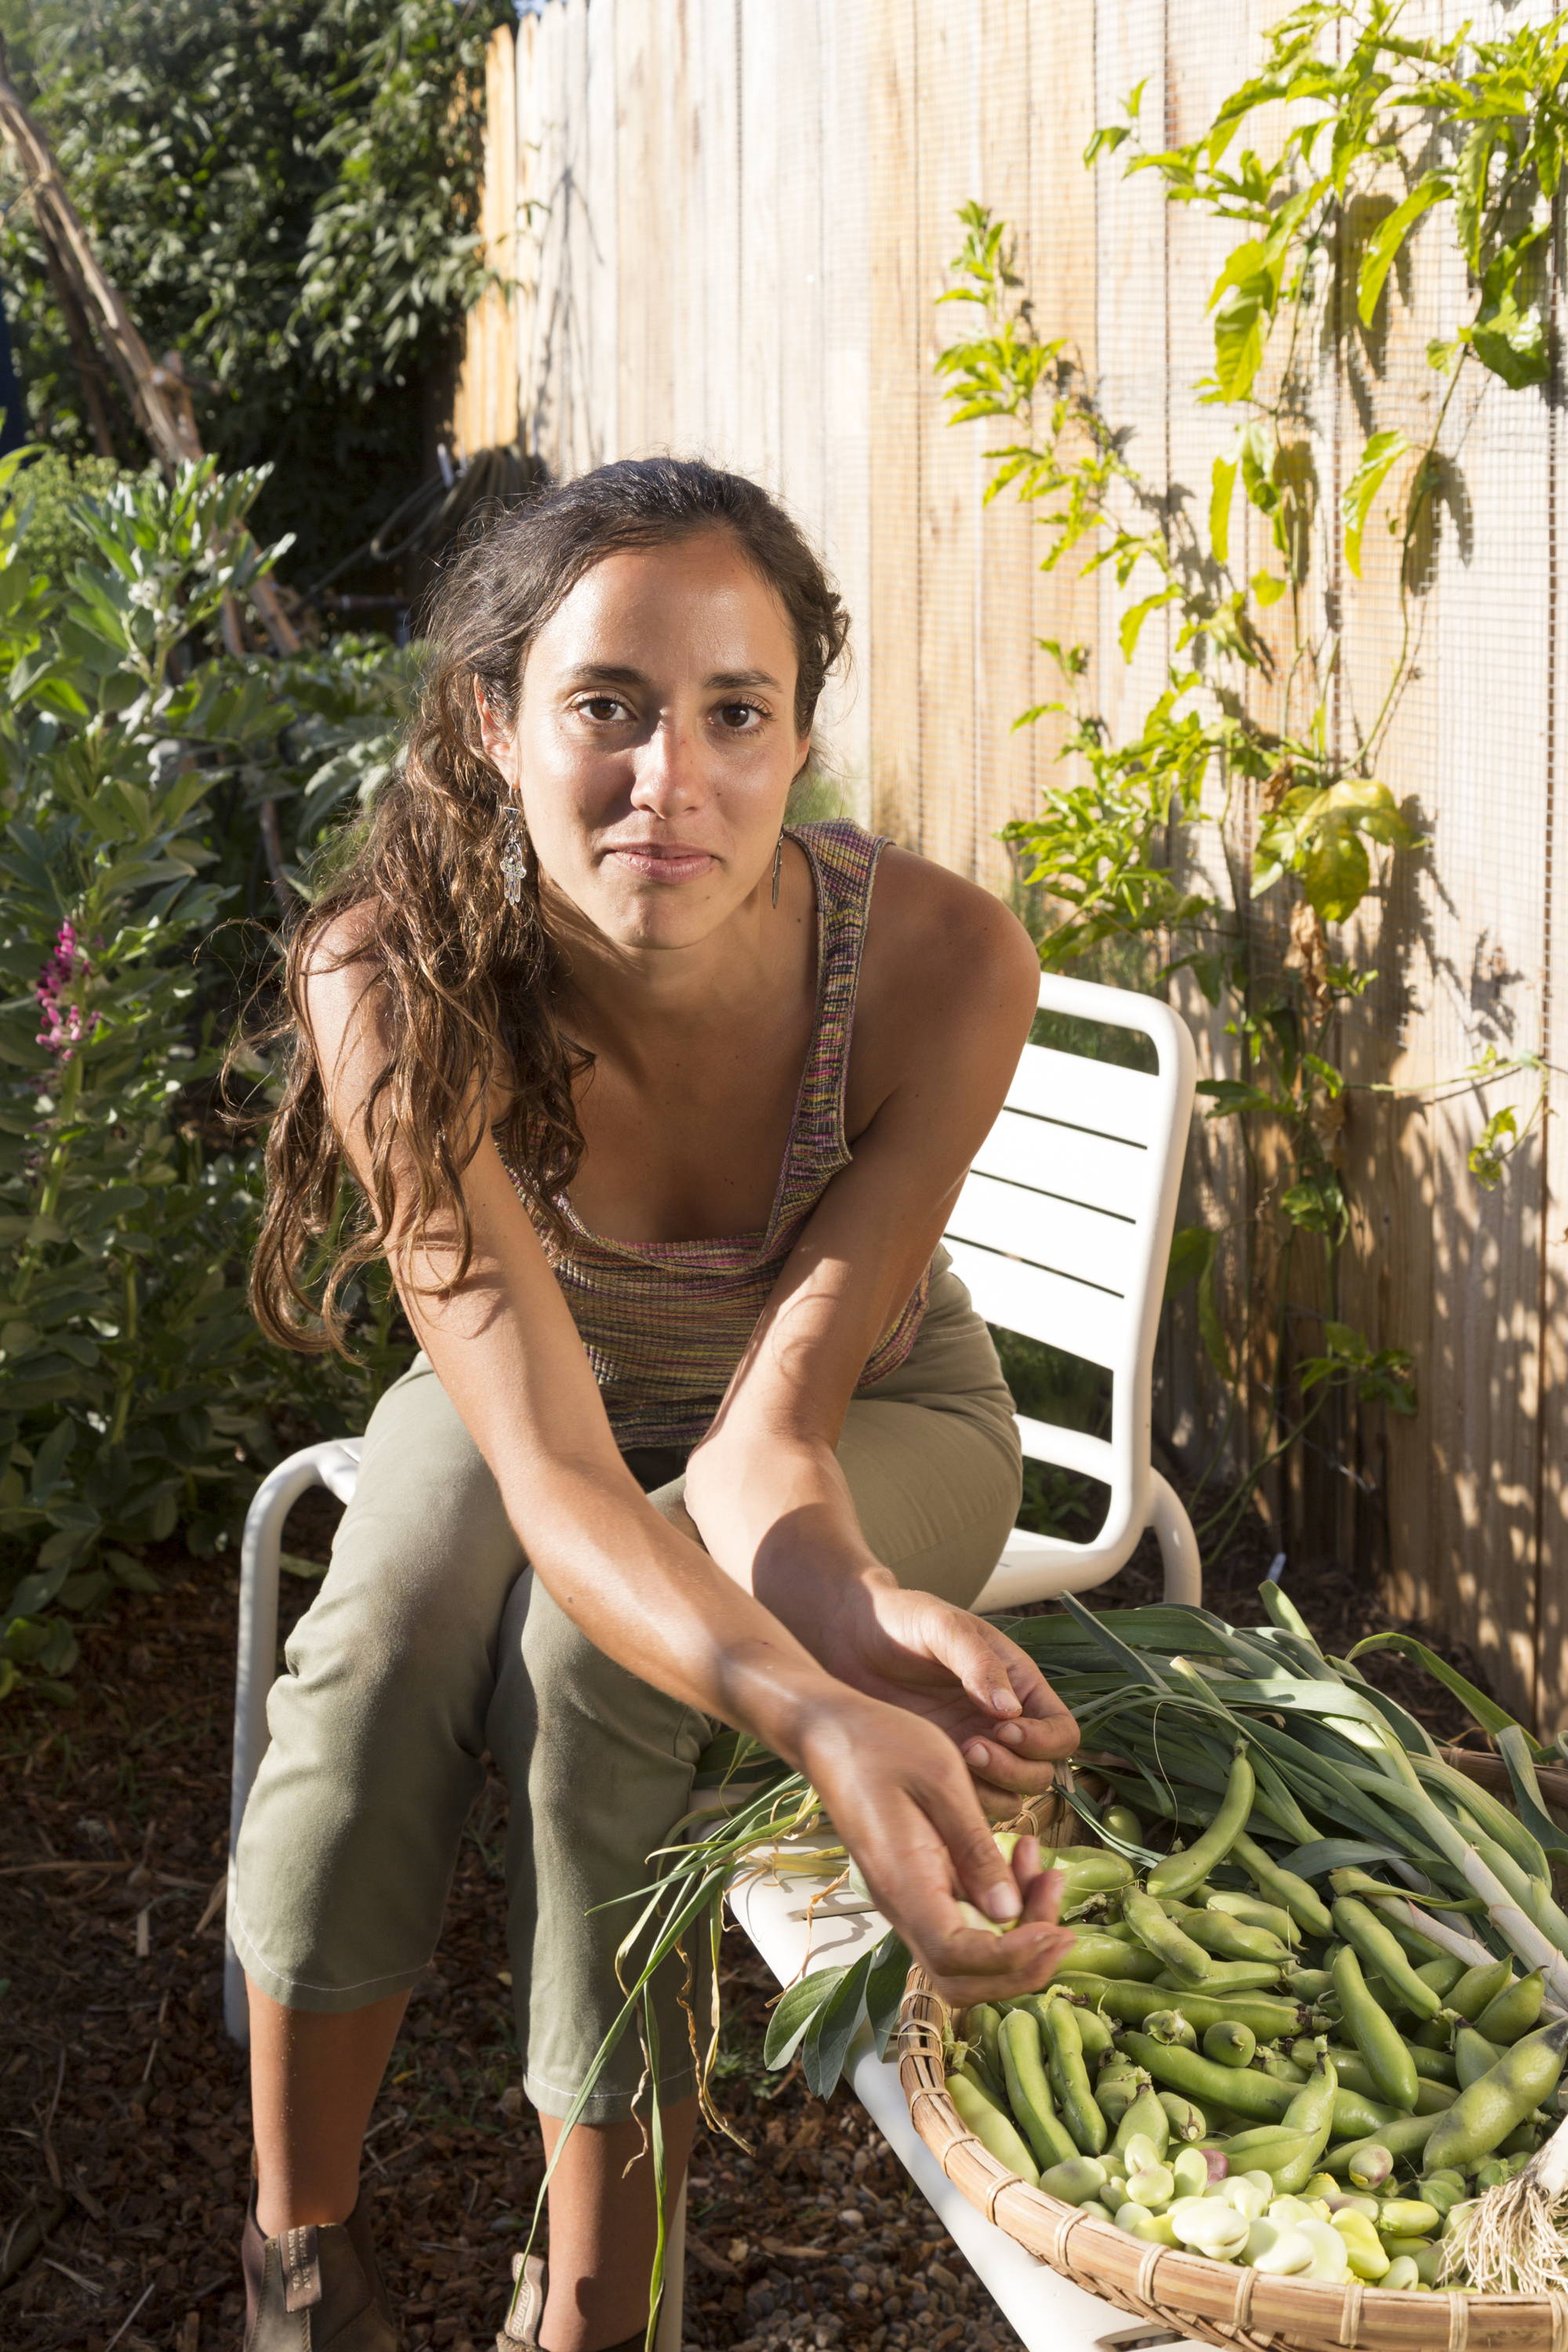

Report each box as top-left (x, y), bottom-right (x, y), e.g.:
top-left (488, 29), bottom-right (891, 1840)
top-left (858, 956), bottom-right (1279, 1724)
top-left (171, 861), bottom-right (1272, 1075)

top-left (241, 2182), bottom-right (400, 2350)
top-left (495, 2252), bottom-right (644, 2352)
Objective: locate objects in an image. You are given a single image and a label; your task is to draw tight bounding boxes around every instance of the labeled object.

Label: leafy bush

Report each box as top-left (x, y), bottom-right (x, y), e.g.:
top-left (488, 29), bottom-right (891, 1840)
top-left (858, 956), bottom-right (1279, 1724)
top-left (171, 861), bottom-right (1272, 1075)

top-left (0, 455), bottom-right (414, 1697)
top-left (0, 0), bottom-right (514, 579)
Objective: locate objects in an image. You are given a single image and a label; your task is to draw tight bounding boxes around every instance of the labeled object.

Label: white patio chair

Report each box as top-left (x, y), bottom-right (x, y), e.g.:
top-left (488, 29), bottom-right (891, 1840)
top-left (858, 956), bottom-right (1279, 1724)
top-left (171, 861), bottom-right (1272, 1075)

top-left (224, 971), bottom-right (1200, 2348)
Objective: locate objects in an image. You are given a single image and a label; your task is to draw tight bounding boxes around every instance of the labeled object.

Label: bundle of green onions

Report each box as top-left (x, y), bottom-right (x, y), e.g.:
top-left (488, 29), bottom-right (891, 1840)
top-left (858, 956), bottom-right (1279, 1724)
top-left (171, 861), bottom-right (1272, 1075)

top-left (567, 1584), bottom-right (1568, 2313)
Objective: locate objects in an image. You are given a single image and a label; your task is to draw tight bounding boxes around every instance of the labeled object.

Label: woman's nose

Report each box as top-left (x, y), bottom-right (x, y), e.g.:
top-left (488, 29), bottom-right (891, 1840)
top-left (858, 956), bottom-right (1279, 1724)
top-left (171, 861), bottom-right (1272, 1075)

top-left (628, 715), bottom-right (706, 812)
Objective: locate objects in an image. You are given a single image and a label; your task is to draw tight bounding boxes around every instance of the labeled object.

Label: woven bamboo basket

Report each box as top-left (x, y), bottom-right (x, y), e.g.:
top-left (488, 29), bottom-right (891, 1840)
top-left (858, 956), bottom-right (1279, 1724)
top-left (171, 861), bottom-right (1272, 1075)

top-left (898, 1968), bottom-right (1568, 2351)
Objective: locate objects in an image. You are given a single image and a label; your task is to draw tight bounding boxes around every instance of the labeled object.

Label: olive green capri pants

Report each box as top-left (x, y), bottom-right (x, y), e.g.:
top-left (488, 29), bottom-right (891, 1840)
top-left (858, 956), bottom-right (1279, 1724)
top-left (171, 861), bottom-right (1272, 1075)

top-left (231, 1254), bottom-right (1022, 2122)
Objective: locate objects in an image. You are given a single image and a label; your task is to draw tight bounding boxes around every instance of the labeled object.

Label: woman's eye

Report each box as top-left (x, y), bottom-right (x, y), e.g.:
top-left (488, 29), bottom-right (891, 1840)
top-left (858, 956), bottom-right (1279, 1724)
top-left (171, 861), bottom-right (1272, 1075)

top-left (578, 696), bottom-right (626, 724)
top-left (717, 702), bottom-right (765, 731)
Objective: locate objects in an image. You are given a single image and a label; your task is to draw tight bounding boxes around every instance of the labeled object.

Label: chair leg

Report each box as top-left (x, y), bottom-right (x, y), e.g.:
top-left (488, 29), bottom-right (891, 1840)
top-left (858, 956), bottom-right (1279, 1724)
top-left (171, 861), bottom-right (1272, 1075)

top-left (225, 1448), bottom-right (343, 2044)
top-left (1149, 1470), bottom-right (1201, 1604)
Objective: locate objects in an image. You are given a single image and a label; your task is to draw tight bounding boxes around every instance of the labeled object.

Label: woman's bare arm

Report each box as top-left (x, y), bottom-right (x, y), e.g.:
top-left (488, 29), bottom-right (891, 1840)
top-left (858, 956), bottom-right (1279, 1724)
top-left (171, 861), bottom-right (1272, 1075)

top-left (679, 856), bottom-right (1075, 1809)
top-left (298, 926), bottom-right (1069, 2005)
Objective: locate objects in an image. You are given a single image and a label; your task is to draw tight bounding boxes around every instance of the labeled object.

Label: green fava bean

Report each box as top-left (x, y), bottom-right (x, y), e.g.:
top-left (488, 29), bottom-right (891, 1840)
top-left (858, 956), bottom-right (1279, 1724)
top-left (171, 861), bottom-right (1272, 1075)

top-left (1326, 2114), bottom-right (1439, 2178)
top-left (1207, 1890), bottom-right (1299, 1947)
top-left (1220, 2125), bottom-right (1326, 2194)
top-left (1156, 2092), bottom-right (1207, 2143)
top-left (1330, 1898), bottom-right (1443, 2022)
top-left (1454, 2027), bottom-right (1503, 2090)
top-left (1119, 2032), bottom-right (1288, 2124)
top-left (1040, 1994), bottom-right (1108, 2156)
top-left (1048, 1933), bottom-right (1163, 1984)
top-left (1231, 1829), bottom-right (1334, 1938)
top-left (1331, 1944), bottom-right (1418, 2112)
top-left (1178, 1910), bottom-right (1288, 1965)
top-left (1145, 2009), bottom-right (1198, 2048)
top-left (1203, 2020), bottom-right (1257, 2069)
top-left (1123, 1891), bottom-right (1218, 1984)
top-left (1112, 2085), bottom-right (1171, 2159)
top-left (966, 2002), bottom-right (1005, 2081)
top-left (1378, 2199), bottom-right (1440, 2238)
top-left (1475, 1968), bottom-right (1545, 2045)
top-left (1094, 2063), bottom-right (1149, 2128)
top-left (1000, 2009), bottom-right (1080, 2171)
top-left (1421, 2017), bottom-right (1568, 2176)
top-left (948, 2071), bottom-right (1040, 2183)
top-left (1446, 1957), bottom-right (1513, 2023)
top-left (1052, 1975), bottom-right (1307, 2042)
top-left (1101, 1804), bottom-right (1144, 1845)
top-left (1145, 1748), bottom-right (1256, 1902)
top-left (1414, 1955), bottom-right (1466, 2002)
top-left (1038, 2155), bottom-right (1109, 2206)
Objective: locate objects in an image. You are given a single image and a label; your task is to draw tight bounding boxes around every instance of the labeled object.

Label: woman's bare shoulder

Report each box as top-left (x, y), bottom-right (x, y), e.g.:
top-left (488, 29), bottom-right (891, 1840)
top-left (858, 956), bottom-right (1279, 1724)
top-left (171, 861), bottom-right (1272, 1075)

top-left (296, 900), bottom-right (390, 1065)
top-left (863, 841), bottom-right (1040, 1015)
top-left (845, 843), bottom-right (1039, 1123)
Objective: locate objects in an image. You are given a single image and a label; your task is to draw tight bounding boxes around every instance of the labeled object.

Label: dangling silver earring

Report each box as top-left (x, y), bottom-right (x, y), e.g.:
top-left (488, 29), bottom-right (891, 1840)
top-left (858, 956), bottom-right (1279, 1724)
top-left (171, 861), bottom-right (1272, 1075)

top-left (500, 801), bottom-right (530, 906)
top-left (771, 830), bottom-right (785, 909)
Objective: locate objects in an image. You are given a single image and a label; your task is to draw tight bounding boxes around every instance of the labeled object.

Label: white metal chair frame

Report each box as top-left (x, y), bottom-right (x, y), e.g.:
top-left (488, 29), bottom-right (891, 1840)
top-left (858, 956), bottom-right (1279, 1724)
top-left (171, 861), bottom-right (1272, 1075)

top-left (224, 972), bottom-right (1200, 2348)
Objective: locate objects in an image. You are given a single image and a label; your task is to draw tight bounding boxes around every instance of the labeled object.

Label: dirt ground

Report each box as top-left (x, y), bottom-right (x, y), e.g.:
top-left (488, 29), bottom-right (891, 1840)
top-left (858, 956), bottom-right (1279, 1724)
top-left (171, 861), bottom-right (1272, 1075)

top-left (0, 1519), bottom-right (1489, 2352)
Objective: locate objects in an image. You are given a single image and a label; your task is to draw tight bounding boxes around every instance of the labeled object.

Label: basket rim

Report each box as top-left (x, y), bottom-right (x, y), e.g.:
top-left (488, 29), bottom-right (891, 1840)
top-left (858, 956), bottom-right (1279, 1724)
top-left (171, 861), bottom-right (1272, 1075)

top-left (897, 1965), bottom-right (1568, 2352)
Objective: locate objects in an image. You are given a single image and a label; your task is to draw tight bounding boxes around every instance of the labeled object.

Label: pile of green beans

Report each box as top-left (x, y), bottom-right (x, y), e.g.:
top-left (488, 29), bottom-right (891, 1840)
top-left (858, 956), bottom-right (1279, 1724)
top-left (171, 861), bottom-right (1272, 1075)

top-left (943, 1749), bottom-right (1568, 2296)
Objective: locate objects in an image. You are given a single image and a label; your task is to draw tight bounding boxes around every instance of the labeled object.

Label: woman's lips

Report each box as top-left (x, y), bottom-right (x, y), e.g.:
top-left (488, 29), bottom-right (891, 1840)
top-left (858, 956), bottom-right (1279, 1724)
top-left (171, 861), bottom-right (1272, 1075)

top-left (604, 842), bottom-right (717, 882)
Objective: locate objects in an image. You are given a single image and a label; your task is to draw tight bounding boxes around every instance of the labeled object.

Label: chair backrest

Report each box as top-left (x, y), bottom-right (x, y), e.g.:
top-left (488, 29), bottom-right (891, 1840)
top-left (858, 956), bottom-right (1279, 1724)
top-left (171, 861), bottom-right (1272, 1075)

top-left (942, 972), bottom-right (1196, 1390)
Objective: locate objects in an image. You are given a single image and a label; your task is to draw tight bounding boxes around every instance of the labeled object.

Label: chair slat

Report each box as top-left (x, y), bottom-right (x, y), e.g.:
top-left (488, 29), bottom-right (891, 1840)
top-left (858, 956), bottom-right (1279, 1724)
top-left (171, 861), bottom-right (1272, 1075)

top-left (942, 1236), bottom-right (1127, 1370)
top-left (970, 1110), bottom-right (1151, 1223)
top-left (947, 1171), bottom-right (1131, 1296)
top-left (1007, 1043), bottom-right (1160, 1146)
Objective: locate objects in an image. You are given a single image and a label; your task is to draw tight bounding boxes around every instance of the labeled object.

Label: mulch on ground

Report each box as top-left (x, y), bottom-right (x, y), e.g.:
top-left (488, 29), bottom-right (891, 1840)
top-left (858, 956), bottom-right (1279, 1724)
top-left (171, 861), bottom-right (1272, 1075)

top-left (1, 1517), bottom-right (1491, 2352)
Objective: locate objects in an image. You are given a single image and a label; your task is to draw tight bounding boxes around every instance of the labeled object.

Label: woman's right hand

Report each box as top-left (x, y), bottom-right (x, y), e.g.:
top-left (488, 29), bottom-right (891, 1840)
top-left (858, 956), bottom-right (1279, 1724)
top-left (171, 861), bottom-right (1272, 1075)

top-left (797, 1690), bottom-right (1077, 2009)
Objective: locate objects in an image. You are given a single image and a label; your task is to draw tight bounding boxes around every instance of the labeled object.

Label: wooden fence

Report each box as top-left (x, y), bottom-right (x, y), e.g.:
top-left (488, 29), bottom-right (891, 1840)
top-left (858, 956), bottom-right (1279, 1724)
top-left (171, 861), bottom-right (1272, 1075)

top-left (456, 4), bottom-right (1568, 1731)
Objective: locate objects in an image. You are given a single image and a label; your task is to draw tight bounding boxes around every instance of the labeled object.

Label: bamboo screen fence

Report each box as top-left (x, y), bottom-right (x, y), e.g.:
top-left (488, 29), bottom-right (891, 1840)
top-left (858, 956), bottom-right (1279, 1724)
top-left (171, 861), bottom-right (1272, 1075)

top-left (454, 4), bottom-right (1568, 1733)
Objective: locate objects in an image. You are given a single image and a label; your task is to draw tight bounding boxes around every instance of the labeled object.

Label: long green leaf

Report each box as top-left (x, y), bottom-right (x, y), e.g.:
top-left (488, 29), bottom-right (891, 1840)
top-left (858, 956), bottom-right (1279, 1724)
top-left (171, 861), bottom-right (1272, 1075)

top-left (1348, 1632), bottom-right (1545, 1752)
top-left (1497, 1726), bottom-right (1568, 1868)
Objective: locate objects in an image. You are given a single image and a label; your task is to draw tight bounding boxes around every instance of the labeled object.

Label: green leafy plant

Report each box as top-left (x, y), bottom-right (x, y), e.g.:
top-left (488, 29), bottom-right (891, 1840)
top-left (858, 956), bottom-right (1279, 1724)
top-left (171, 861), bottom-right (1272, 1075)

top-left (0, 454), bottom-right (415, 1697)
top-left (938, 2), bottom-right (1568, 1561)
top-left (0, 0), bottom-right (514, 578)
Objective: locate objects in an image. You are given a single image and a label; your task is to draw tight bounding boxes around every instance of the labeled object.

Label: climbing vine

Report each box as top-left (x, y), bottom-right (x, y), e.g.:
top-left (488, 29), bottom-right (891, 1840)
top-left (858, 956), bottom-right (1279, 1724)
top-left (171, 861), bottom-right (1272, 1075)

top-left (938, 0), bottom-right (1568, 1559)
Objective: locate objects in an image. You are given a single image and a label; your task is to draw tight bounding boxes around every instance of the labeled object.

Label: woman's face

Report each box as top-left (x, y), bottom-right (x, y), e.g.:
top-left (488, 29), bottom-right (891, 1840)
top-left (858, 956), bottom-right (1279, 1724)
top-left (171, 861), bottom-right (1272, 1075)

top-left (491, 530), bottom-right (812, 952)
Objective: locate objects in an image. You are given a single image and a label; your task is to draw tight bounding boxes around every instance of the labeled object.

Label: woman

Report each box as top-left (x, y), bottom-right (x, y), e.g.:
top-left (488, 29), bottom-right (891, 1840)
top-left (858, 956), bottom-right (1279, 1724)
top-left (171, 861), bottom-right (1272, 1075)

top-left (234, 457), bottom-right (1078, 2352)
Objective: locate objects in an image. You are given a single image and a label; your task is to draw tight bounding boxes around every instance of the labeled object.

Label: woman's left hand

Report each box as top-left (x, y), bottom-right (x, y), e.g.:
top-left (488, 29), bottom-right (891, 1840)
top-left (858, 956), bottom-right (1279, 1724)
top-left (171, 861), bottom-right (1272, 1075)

top-left (820, 1576), bottom-right (1078, 1816)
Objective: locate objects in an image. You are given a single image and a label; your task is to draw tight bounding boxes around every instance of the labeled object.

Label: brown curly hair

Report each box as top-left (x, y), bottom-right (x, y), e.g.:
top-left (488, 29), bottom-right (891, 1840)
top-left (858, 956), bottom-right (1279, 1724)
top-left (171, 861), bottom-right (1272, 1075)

top-left (249, 456), bottom-right (851, 1354)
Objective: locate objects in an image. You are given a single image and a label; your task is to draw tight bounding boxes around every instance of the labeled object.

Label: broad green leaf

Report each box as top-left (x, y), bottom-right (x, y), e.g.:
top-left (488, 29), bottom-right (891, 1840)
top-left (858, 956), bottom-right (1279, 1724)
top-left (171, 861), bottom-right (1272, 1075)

top-left (801, 1949), bottom-right (875, 2096)
top-left (1356, 176), bottom-right (1449, 327)
top-left (1210, 454), bottom-right (1238, 564)
top-left (1165, 1223), bottom-right (1214, 1298)
top-left (1250, 571), bottom-right (1286, 607)
top-left (1472, 289), bottom-right (1548, 389)
top-left (1197, 1247), bottom-right (1232, 1383)
top-left (763, 1963), bottom-right (847, 2069)
top-left (1212, 277), bottom-right (1271, 402)
top-left (1341, 431), bottom-right (1410, 579)
top-left (864, 1931), bottom-right (913, 2060)
top-left (1281, 1838), bottom-right (1408, 1877)
top-left (1120, 587), bottom-right (1179, 662)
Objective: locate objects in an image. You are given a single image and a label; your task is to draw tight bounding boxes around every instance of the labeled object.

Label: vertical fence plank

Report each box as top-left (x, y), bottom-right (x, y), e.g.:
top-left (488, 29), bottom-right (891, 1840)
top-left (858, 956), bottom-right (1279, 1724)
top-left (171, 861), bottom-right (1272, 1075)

top-left (866, 0), bottom-right (923, 847)
top-left (818, 0), bottom-right (873, 812)
top-left (913, 0), bottom-right (978, 877)
top-left (694, 0), bottom-right (742, 470)
top-left (960, 0), bottom-right (1040, 894)
top-left (1537, 201), bottom-right (1568, 1733)
top-left (736, 0), bottom-right (784, 488)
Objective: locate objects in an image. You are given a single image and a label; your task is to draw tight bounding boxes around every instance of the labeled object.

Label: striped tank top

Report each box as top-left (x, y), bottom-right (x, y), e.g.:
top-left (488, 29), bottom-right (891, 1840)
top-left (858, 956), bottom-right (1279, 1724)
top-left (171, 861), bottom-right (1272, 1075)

top-left (519, 819), bottom-right (932, 1448)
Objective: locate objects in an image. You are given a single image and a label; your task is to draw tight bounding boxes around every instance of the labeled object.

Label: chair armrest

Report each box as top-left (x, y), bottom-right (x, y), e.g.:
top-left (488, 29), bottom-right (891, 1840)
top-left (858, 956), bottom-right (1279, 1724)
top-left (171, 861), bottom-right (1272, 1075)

top-left (1014, 1416), bottom-right (1114, 1486)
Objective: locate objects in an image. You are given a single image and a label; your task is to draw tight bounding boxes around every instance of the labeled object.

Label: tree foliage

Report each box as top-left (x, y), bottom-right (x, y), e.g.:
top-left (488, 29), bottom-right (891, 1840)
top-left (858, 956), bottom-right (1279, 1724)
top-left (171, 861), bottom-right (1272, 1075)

top-left (0, 0), bottom-right (513, 578)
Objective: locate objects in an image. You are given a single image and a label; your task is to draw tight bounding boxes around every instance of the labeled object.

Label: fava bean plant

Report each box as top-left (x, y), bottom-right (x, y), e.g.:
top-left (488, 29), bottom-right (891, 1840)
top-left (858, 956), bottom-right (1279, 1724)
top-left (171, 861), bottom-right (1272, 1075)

top-left (0, 454), bottom-right (414, 1695)
top-left (937, 1), bottom-right (1568, 1560)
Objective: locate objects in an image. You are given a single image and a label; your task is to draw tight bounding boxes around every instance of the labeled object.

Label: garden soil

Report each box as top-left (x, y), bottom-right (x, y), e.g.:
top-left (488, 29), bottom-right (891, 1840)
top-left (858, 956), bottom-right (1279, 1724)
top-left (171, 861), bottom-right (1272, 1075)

top-left (0, 1520), bottom-right (1490, 2352)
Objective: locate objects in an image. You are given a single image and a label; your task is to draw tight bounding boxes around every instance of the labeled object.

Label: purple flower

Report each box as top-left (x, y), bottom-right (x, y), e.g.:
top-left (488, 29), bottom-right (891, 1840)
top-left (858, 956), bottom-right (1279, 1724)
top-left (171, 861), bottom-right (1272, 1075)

top-left (35, 921), bottom-right (95, 1062)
